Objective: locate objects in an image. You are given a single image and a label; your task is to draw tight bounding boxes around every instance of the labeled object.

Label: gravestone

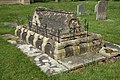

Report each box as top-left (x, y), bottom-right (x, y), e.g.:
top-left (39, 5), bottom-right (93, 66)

top-left (77, 4), bottom-right (85, 15)
top-left (96, 0), bottom-right (108, 20)
top-left (94, 4), bottom-right (98, 13)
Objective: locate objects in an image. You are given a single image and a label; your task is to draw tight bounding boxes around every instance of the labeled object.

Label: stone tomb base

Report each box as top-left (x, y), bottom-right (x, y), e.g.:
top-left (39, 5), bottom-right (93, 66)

top-left (4, 34), bottom-right (120, 76)
top-left (15, 26), bottom-right (103, 60)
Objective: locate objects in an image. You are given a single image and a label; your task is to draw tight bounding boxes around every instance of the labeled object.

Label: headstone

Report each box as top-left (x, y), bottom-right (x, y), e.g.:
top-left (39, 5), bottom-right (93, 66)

top-left (94, 4), bottom-right (98, 13)
top-left (77, 4), bottom-right (85, 15)
top-left (96, 0), bottom-right (108, 20)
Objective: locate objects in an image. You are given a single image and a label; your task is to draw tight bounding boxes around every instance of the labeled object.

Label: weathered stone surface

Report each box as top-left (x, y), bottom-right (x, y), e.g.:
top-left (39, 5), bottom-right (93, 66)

top-left (8, 40), bottom-right (17, 45)
top-left (14, 39), bottom-right (68, 76)
top-left (104, 41), bottom-right (120, 51)
top-left (15, 26), bottom-right (103, 60)
top-left (2, 34), bottom-right (15, 40)
top-left (7, 35), bottom-right (120, 76)
top-left (99, 42), bottom-right (120, 58)
top-left (30, 7), bottom-right (82, 41)
top-left (99, 47), bottom-right (118, 58)
top-left (58, 53), bottom-right (106, 70)
top-left (77, 4), bottom-right (85, 15)
top-left (4, 22), bottom-right (18, 27)
top-left (34, 54), bottom-right (68, 75)
top-left (96, 0), bottom-right (108, 20)
top-left (15, 7), bottom-right (103, 60)
top-left (94, 4), bottom-right (98, 13)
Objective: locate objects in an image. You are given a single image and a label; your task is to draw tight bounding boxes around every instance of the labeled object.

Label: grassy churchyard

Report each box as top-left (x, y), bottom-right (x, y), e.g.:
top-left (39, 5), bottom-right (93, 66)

top-left (0, 1), bottom-right (120, 80)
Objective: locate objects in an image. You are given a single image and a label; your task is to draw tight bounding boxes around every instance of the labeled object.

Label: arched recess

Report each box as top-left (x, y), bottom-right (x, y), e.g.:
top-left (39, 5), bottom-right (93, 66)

top-left (22, 29), bottom-right (28, 41)
top-left (16, 29), bottom-right (21, 37)
top-left (28, 34), bottom-right (35, 45)
top-left (64, 45), bottom-right (74, 57)
top-left (45, 43), bottom-right (54, 58)
top-left (36, 38), bottom-right (43, 50)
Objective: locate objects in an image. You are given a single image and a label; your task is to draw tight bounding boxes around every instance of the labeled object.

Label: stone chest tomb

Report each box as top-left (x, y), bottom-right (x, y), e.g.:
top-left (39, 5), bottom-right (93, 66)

top-left (15, 7), bottom-right (103, 60)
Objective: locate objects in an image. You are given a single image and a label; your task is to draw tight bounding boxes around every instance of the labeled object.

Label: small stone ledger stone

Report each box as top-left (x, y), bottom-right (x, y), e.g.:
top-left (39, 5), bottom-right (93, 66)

top-left (96, 0), bottom-right (108, 20)
top-left (4, 22), bottom-right (18, 27)
top-left (77, 4), bottom-right (85, 15)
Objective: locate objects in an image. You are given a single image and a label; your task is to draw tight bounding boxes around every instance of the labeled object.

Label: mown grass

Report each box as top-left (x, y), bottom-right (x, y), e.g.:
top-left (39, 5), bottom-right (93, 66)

top-left (0, 1), bottom-right (120, 80)
top-left (0, 1), bottom-right (120, 44)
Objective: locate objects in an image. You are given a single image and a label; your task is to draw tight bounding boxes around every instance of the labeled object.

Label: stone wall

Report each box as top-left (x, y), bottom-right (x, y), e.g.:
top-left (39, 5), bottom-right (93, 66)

top-left (15, 26), bottom-right (103, 60)
top-left (0, 0), bottom-right (30, 4)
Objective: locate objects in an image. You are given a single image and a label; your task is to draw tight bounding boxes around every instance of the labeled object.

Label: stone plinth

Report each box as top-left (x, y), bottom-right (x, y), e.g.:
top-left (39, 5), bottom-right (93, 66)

top-left (15, 7), bottom-right (103, 60)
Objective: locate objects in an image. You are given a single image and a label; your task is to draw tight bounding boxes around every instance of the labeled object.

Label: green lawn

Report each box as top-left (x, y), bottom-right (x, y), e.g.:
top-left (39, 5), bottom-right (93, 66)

top-left (0, 1), bottom-right (120, 80)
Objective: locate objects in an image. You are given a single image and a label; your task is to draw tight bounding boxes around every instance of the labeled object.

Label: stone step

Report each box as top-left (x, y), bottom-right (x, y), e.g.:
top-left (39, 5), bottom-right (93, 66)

top-left (58, 53), bottom-right (106, 70)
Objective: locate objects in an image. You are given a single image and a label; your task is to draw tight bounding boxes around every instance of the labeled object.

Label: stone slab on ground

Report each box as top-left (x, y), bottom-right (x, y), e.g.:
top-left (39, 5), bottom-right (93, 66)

top-left (104, 41), bottom-right (120, 51)
top-left (4, 22), bottom-right (18, 27)
top-left (1, 34), bottom-right (15, 40)
top-left (17, 44), bottom-right (41, 57)
top-left (3, 34), bottom-right (120, 76)
top-left (34, 54), bottom-right (68, 75)
top-left (99, 41), bottom-right (120, 58)
top-left (11, 39), bottom-right (68, 76)
top-left (58, 53), bottom-right (106, 70)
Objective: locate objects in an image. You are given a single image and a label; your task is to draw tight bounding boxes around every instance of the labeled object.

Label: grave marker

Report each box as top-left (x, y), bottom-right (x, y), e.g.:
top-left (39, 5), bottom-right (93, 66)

top-left (96, 0), bottom-right (108, 20)
top-left (77, 4), bottom-right (85, 15)
top-left (94, 4), bottom-right (98, 13)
